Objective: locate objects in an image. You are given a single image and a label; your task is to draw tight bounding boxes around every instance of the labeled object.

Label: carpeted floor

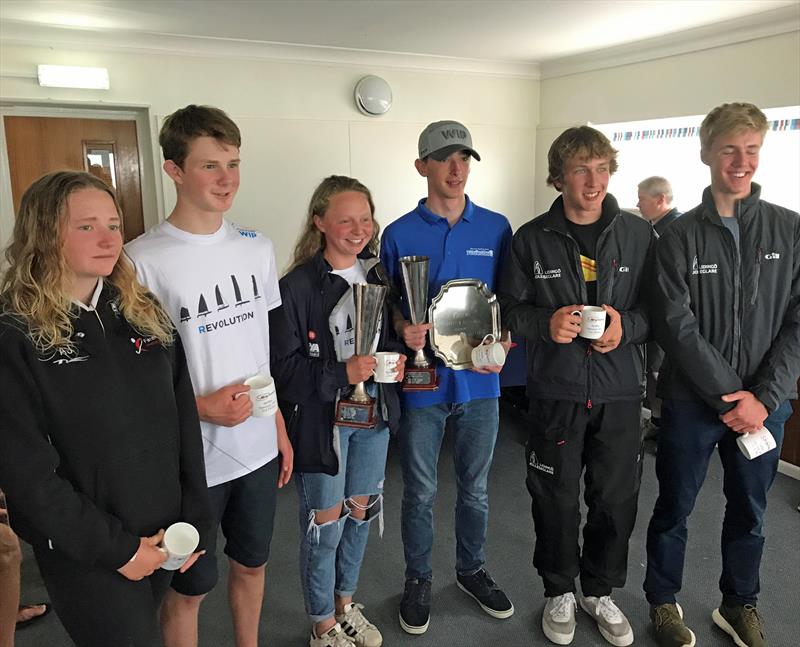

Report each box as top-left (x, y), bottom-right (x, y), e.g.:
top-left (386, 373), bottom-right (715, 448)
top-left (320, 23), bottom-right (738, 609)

top-left (15, 402), bottom-right (800, 646)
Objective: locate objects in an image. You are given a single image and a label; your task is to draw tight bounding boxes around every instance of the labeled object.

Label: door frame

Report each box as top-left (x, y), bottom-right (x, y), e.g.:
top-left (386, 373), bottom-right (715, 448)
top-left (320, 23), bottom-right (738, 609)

top-left (0, 101), bottom-right (163, 249)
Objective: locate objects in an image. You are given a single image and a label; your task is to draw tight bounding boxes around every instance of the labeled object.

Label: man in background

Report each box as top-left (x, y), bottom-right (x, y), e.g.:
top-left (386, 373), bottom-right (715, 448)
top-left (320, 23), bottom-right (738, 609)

top-left (637, 176), bottom-right (681, 436)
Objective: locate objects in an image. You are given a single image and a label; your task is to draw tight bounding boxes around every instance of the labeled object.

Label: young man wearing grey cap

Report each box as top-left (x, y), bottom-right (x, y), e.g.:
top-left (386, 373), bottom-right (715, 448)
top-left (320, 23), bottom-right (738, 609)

top-left (380, 121), bottom-right (514, 635)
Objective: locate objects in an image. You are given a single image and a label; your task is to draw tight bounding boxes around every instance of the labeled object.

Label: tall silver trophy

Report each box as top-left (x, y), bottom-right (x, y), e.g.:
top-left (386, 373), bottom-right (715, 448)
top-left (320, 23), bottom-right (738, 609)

top-left (399, 256), bottom-right (439, 391)
top-left (335, 283), bottom-right (387, 428)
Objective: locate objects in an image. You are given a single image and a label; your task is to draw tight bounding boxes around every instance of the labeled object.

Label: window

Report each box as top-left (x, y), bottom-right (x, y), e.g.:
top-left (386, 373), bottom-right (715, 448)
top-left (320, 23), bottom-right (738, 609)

top-left (593, 106), bottom-right (799, 213)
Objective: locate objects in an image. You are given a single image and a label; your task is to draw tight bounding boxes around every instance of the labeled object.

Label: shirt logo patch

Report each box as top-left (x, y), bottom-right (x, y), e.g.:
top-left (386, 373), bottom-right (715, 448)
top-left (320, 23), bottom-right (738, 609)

top-left (40, 346), bottom-right (90, 365)
top-left (764, 252), bottom-right (780, 260)
top-left (528, 451), bottom-right (554, 475)
top-left (130, 335), bottom-right (159, 354)
top-left (691, 255), bottom-right (718, 275)
top-left (465, 247), bottom-right (493, 257)
top-left (308, 342), bottom-right (320, 358)
top-left (618, 266), bottom-right (630, 273)
top-left (237, 229), bottom-right (257, 238)
top-left (533, 260), bottom-right (561, 280)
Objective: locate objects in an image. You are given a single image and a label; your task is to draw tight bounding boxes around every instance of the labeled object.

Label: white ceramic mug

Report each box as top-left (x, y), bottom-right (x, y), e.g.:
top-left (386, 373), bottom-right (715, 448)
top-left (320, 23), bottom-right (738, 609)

top-left (571, 306), bottom-right (607, 340)
top-left (239, 374), bottom-right (278, 417)
top-left (373, 351), bottom-right (401, 383)
top-left (736, 426), bottom-right (776, 460)
top-left (159, 522), bottom-right (199, 571)
top-left (471, 334), bottom-right (507, 367)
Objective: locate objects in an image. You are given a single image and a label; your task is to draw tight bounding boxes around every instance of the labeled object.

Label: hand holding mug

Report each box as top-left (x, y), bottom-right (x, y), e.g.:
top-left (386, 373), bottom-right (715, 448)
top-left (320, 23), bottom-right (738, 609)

top-left (236, 375), bottom-right (278, 417)
top-left (590, 305), bottom-right (621, 353)
top-left (549, 305), bottom-right (583, 343)
top-left (470, 334), bottom-right (507, 373)
top-left (372, 352), bottom-right (402, 383)
top-left (117, 529), bottom-right (167, 581)
top-left (197, 383), bottom-right (252, 427)
top-left (346, 355), bottom-right (377, 384)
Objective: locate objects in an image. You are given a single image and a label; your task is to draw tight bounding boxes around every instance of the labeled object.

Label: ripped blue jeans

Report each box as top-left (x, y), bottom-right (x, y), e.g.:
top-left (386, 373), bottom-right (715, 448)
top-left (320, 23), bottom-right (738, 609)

top-left (295, 423), bottom-right (389, 622)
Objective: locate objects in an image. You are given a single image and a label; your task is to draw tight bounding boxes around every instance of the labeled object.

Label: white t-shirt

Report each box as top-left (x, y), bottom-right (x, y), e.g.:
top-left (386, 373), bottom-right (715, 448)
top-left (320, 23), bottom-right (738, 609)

top-left (125, 220), bottom-right (281, 487)
top-left (329, 262), bottom-right (380, 362)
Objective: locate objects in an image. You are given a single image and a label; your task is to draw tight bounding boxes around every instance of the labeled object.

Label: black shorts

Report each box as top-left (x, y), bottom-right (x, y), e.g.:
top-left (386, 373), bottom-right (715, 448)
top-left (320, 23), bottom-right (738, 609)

top-left (171, 457), bottom-right (279, 596)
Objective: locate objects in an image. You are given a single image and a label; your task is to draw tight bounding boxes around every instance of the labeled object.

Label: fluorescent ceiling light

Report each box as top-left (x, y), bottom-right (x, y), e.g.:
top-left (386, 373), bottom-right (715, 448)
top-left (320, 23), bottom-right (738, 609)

top-left (37, 65), bottom-right (109, 90)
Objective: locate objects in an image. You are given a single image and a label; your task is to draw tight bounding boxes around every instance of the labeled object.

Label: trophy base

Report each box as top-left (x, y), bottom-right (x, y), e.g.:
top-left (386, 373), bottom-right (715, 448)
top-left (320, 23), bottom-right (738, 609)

top-left (335, 399), bottom-right (377, 429)
top-left (403, 367), bottom-right (439, 392)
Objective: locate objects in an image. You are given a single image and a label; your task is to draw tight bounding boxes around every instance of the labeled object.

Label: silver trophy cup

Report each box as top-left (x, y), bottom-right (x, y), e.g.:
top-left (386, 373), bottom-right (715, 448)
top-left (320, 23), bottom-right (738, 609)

top-left (335, 283), bottom-right (387, 428)
top-left (399, 256), bottom-right (438, 390)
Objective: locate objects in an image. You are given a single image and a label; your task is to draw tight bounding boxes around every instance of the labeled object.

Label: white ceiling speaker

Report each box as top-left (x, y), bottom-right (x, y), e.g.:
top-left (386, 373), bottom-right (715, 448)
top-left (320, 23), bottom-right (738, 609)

top-left (354, 75), bottom-right (392, 117)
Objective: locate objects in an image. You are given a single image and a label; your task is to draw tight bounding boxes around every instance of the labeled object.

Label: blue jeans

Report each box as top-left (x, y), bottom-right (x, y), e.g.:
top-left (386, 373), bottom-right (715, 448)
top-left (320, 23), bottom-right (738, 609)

top-left (644, 399), bottom-right (792, 606)
top-left (296, 423), bottom-right (389, 622)
top-left (399, 398), bottom-right (499, 580)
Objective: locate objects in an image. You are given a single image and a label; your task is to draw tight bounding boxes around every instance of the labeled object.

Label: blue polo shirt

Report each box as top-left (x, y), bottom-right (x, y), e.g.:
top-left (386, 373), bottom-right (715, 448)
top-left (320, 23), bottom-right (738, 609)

top-left (380, 196), bottom-right (512, 408)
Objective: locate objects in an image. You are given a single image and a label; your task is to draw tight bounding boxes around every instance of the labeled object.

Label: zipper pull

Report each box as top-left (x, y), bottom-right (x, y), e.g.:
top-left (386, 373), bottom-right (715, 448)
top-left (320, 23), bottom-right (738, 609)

top-left (586, 398), bottom-right (593, 409)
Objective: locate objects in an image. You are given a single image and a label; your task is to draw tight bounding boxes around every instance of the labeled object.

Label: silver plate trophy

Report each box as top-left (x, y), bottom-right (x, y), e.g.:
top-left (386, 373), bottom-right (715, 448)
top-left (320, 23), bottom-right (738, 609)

top-left (428, 279), bottom-right (501, 370)
top-left (335, 283), bottom-right (387, 428)
top-left (399, 255), bottom-right (438, 391)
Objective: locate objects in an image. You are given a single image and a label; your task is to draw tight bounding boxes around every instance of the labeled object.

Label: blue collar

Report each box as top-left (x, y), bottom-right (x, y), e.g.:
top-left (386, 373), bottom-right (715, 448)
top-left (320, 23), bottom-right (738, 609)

top-left (415, 195), bottom-right (474, 225)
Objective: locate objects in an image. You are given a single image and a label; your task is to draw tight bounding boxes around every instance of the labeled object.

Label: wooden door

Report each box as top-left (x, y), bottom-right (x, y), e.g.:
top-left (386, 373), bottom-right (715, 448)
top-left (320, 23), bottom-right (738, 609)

top-left (4, 116), bottom-right (144, 242)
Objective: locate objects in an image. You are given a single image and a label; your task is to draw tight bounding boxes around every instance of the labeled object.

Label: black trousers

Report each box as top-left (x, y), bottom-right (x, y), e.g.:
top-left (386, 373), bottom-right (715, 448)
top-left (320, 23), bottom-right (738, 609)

top-left (34, 544), bottom-right (172, 647)
top-left (525, 399), bottom-right (643, 598)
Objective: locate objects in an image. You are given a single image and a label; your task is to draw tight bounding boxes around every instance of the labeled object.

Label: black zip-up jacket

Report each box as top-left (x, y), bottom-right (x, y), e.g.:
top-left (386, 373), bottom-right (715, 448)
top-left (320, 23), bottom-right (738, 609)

top-left (654, 208), bottom-right (681, 237)
top-left (499, 194), bottom-right (655, 405)
top-left (652, 184), bottom-right (800, 413)
top-left (269, 250), bottom-right (404, 475)
top-left (0, 286), bottom-right (211, 570)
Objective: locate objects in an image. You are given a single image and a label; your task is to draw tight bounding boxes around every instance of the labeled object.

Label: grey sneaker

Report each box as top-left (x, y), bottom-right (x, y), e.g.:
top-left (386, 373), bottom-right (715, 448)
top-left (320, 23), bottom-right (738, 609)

top-left (650, 603), bottom-right (696, 647)
top-left (336, 603), bottom-right (382, 647)
top-left (310, 623), bottom-right (356, 647)
top-left (579, 595), bottom-right (633, 646)
top-left (542, 593), bottom-right (577, 645)
top-left (712, 603), bottom-right (765, 647)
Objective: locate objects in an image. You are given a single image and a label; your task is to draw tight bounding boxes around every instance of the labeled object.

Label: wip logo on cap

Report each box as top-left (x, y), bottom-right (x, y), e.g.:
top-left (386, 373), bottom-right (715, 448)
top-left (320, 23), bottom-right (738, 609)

top-left (418, 120), bottom-right (481, 162)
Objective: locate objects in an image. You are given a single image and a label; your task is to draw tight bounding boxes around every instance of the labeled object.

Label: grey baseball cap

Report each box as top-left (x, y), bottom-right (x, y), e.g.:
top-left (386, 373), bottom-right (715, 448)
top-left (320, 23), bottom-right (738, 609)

top-left (418, 120), bottom-right (481, 162)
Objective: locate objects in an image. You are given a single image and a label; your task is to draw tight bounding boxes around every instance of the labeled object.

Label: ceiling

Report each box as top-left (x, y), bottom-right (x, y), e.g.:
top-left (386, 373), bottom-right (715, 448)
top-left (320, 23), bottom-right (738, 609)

top-left (1, 0), bottom-right (798, 76)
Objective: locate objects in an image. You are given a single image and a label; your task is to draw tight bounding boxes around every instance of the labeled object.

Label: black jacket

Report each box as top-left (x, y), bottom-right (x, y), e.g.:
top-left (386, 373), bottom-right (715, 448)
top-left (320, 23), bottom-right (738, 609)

top-left (269, 251), bottom-right (404, 475)
top-left (0, 286), bottom-right (211, 570)
top-left (653, 184), bottom-right (800, 413)
top-left (499, 194), bottom-right (655, 405)
top-left (653, 208), bottom-right (681, 237)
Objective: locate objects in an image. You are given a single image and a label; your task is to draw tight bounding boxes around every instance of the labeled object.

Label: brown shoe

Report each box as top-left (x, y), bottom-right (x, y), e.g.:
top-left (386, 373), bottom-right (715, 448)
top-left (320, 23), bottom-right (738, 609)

top-left (650, 603), bottom-right (696, 647)
top-left (712, 603), bottom-right (765, 647)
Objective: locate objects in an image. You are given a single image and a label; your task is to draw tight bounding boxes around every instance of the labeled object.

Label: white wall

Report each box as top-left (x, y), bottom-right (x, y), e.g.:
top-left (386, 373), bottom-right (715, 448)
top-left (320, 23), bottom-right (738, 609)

top-left (0, 42), bottom-right (539, 270)
top-left (535, 31), bottom-right (800, 215)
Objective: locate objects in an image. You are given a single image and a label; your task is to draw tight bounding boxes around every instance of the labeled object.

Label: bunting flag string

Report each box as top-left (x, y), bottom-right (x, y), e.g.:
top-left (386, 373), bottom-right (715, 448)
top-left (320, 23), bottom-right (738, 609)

top-left (612, 118), bottom-right (798, 142)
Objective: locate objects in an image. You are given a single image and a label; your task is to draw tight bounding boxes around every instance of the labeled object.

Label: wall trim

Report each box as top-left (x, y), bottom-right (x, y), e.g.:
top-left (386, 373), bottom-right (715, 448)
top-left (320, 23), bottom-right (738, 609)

top-left (0, 20), bottom-right (540, 80)
top-left (540, 5), bottom-right (800, 79)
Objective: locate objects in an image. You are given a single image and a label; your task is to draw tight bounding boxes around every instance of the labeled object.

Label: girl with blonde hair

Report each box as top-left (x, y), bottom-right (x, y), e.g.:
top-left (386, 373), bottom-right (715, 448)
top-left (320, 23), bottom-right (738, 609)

top-left (0, 170), bottom-right (211, 647)
top-left (272, 175), bottom-right (404, 647)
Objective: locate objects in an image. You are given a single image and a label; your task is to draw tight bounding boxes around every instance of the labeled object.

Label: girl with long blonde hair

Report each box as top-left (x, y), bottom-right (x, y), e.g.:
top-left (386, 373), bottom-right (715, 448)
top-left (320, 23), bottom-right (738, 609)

top-left (0, 170), bottom-right (210, 647)
top-left (273, 175), bottom-right (404, 647)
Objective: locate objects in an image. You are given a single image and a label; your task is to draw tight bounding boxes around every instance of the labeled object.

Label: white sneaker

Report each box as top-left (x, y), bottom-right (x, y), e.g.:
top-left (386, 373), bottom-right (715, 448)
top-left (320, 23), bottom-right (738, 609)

top-left (542, 593), bottom-right (577, 645)
top-left (579, 595), bottom-right (634, 646)
top-left (336, 603), bottom-right (382, 647)
top-left (310, 623), bottom-right (355, 647)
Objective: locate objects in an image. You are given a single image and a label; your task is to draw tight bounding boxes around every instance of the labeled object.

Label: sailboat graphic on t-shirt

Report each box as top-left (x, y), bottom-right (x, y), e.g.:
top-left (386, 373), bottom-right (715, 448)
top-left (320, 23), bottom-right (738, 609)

top-left (232, 275), bottom-right (249, 306)
top-left (197, 294), bottom-right (211, 317)
top-left (215, 285), bottom-right (229, 311)
top-left (179, 273), bottom-right (262, 322)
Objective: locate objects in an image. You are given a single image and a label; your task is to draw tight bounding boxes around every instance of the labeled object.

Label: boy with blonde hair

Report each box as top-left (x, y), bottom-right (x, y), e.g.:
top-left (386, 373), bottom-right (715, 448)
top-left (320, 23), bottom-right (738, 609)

top-left (644, 102), bottom-right (800, 647)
